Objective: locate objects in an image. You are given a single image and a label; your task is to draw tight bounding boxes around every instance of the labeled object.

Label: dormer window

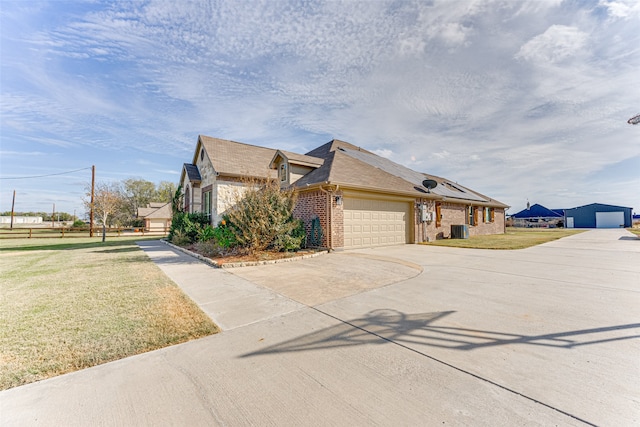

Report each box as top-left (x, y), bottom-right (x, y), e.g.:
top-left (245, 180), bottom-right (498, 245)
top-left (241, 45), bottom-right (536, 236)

top-left (279, 163), bottom-right (288, 182)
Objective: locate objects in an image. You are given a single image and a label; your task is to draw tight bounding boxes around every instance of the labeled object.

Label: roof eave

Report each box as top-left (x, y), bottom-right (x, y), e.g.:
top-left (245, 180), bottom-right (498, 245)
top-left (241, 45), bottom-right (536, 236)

top-left (296, 181), bottom-right (508, 207)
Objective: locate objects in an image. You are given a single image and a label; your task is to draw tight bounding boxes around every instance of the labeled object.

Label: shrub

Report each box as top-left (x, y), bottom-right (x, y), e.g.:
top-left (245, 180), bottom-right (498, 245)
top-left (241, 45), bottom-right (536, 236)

top-left (198, 225), bottom-right (216, 242)
top-left (72, 219), bottom-right (87, 228)
top-left (213, 220), bottom-right (237, 248)
top-left (193, 240), bottom-right (227, 258)
top-left (170, 229), bottom-right (191, 247)
top-left (225, 179), bottom-right (302, 253)
top-left (168, 212), bottom-right (212, 244)
top-left (273, 219), bottom-right (306, 251)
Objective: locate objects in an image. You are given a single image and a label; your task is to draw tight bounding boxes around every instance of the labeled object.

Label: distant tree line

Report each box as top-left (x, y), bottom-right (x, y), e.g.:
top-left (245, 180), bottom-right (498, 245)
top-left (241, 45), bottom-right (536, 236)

top-left (84, 178), bottom-right (177, 229)
top-left (4, 179), bottom-right (177, 228)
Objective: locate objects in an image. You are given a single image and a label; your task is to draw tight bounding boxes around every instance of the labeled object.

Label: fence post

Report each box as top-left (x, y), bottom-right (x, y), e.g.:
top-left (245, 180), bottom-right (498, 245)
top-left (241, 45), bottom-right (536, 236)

top-left (29, 228), bottom-right (32, 238)
top-left (61, 228), bottom-right (65, 238)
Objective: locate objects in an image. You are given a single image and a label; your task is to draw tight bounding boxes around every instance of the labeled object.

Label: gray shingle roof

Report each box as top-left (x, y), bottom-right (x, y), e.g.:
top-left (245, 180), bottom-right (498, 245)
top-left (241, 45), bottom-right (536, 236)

top-left (183, 163), bottom-right (201, 182)
top-left (191, 136), bottom-right (507, 208)
top-left (137, 202), bottom-right (171, 219)
top-left (199, 135), bottom-right (277, 179)
top-left (295, 139), bottom-right (507, 207)
top-left (274, 150), bottom-right (324, 168)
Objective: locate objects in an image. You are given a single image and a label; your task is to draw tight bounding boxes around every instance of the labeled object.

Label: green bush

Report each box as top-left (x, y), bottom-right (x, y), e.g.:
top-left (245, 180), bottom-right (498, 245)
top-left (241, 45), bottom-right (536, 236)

top-left (273, 219), bottom-right (305, 251)
top-left (198, 225), bottom-right (216, 242)
top-left (170, 229), bottom-right (191, 247)
top-left (213, 220), bottom-right (237, 248)
top-left (225, 180), bottom-right (302, 253)
top-left (193, 240), bottom-right (226, 258)
top-left (72, 219), bottom-right (87, 228)
top-left (168, 212), bottom-right (212, 244)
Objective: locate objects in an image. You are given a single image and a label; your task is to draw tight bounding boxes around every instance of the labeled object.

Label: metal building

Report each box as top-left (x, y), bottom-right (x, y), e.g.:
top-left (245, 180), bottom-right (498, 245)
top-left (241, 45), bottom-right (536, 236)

top-left (564, 203), bottom-right (632, 228)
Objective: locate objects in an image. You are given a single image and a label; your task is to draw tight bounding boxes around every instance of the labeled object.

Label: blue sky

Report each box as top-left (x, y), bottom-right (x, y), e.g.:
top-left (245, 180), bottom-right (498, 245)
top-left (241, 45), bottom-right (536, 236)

top-left (1, 0), bottom-right (639, 216)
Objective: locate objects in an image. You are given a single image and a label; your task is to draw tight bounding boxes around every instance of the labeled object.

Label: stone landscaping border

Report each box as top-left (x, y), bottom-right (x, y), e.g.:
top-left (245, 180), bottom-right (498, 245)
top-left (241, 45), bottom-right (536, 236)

top-left (160, 239), bottom-right (328, 268)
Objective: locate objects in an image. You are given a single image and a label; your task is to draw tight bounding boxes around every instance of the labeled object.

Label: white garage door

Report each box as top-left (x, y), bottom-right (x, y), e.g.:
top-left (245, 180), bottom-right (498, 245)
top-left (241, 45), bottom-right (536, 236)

top-left (148, 219), bottom-right (167, 231)
top-left (343, 198), bottom-right (410, 249)
top-left (595, 211), bottom-right (624, 228)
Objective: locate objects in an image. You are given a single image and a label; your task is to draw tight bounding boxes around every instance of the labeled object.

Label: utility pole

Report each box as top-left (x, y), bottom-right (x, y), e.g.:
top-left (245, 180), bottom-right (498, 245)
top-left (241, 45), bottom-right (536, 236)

top-left (90, 165), bottom-right (95, 237)
top-left (52, 203), bottom-right (56, 228)
top-left (10, 190), bottom-right (15, 230)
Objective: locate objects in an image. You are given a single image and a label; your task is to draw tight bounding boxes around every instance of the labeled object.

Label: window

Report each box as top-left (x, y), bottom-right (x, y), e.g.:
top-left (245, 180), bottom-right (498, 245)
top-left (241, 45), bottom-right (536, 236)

top-left (435, 202), bottom-right (442, 227)
top-left (203, 191), bottom-right (211, 222)
top-left (279, 163), bottom-right (288, 182)
top-left (200, 149), bottom-right (204, 161)
top-left (467, 206), bottom-right (475, 226)
top-left (484, 207), bottom-right (494, 223)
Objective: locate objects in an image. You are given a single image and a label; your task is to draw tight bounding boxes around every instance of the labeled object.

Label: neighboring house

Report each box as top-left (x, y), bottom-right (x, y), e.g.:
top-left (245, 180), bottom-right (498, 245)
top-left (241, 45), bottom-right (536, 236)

top-left (137, 202), bottom-right (172, 232)
top-left (180, 135), bottom-right (509, 249)
top-left (0, 216), bottom-right (43, 224)
top-left (564, 203), bottom-right (633, 228)
top-left (509, 203), bottom-right (564, 227)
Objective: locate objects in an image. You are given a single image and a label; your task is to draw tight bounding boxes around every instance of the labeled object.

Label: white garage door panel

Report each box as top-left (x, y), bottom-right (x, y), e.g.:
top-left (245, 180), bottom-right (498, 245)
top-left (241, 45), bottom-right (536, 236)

top-left (344, 198), bottom-right (410, 249)
top-left (595, 211), bottom-right (624, 228)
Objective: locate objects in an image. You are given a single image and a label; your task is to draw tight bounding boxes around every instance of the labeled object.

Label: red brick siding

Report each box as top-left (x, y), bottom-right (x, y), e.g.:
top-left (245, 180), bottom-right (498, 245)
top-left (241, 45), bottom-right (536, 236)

top-left (293, 190), bottom-right (329, 248)
top-left (414, 199), bottom-right (505, 241)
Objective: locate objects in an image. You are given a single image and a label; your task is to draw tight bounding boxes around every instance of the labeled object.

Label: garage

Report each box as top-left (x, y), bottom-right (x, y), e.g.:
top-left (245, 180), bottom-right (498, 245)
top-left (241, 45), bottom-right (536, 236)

top-left (595, 211), bottom-right (625, 228)
top-left (564, 203), bottom-right (632, 228)
top-left (343, 197), bottom-right (411, 249)
top-left (147, 219), bottom-right (168, 231)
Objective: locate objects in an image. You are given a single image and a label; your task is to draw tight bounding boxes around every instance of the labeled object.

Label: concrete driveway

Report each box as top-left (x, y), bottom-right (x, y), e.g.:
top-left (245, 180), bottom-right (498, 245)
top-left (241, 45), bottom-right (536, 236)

top-left (2, 229), bottom-right (639, 426)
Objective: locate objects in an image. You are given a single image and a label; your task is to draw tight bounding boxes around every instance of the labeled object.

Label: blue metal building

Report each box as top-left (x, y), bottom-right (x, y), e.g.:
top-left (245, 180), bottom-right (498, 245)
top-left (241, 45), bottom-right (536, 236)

top-left (564, 203), bottom-right (632, 228)
top-left (509, 203), bottom-right (563, 227)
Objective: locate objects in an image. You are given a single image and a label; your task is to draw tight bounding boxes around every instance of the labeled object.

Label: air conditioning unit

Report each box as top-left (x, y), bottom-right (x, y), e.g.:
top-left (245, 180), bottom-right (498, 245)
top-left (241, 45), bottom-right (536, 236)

top-left (451, 224), bottom-right (469, 239)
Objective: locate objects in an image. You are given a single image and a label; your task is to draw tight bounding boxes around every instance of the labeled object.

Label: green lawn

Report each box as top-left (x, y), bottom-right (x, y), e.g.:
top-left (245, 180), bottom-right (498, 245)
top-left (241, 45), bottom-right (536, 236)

top-left (0, 237), bottom-right (218, 390)
top-left (421, 228), bottom-right (586, 250)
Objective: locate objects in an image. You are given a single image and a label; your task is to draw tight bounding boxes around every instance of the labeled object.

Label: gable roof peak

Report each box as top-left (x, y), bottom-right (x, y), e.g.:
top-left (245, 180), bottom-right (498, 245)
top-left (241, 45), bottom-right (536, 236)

top-left (305, 138), bottom-right (372, 159)
top-left (197, 135), bottom-right (277, 179)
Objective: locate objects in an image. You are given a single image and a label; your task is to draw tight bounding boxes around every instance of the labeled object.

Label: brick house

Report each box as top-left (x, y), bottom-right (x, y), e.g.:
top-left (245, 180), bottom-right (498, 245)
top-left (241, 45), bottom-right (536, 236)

top-left (180, 135), bottom-right (508, 249)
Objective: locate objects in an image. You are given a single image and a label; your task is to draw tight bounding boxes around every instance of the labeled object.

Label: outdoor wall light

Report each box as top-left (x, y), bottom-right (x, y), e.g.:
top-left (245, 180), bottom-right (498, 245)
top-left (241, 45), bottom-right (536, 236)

top-left (335, 195), bottom-right (343, 206)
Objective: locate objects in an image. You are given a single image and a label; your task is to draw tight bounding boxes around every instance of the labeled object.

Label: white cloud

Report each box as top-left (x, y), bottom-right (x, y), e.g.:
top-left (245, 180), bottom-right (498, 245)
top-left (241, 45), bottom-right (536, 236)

top-left (599, 0), bottom-right (640, 19)
top-left (1, 0), bottom-right (639, 214)
top-left (516, 25), bottom-right (589, 65)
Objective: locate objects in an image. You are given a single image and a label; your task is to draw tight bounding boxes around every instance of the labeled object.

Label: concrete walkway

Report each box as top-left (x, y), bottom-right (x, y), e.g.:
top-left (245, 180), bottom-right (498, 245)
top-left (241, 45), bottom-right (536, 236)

top-left (136, 241), bottom-right (304, 330)
top-left (2, 229), bottom-right (639, 426)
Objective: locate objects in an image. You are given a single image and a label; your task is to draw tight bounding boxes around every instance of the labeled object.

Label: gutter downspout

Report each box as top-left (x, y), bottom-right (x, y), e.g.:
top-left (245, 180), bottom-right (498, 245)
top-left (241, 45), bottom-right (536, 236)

top-left (318, 183), bottom-right (333, 250)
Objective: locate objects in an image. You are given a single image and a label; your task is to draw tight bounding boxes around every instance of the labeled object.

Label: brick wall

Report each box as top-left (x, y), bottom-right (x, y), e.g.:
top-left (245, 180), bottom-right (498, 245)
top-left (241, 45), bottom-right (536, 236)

top-left (332, 192), bottom-right (344, 249)
top-left (414, 200), bottom-right (505, 241)
top-left (293, 190), bottom-right (329, 248)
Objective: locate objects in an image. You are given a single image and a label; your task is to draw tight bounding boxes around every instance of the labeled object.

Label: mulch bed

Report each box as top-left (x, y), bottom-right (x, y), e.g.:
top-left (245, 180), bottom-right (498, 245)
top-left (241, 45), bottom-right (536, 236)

top-left (185, 245), bottom-right (321, 266)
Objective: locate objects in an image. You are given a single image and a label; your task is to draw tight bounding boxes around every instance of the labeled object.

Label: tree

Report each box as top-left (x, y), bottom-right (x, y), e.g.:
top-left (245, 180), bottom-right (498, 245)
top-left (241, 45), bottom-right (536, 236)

top-left (156, 181), bottom-right (177, 204)
top-left (84, 182), bottom-right (123, 242)
top-left (121, 178), bottom-right (157, 220)
top-left (171, 184), bottom-right (184, 215)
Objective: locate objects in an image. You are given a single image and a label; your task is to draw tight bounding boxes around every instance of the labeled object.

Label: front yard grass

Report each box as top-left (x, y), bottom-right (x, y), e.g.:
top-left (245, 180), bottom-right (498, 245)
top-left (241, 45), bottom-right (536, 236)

top-left (421, 228), bottom-right (586, 250)
top-left (0, 237), bottom-right (218, 390)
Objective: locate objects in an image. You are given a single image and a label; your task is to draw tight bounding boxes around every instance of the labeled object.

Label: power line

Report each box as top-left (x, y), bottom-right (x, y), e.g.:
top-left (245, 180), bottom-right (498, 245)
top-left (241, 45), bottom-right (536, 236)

top-left (0, 166), bottom-right (92, 180)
